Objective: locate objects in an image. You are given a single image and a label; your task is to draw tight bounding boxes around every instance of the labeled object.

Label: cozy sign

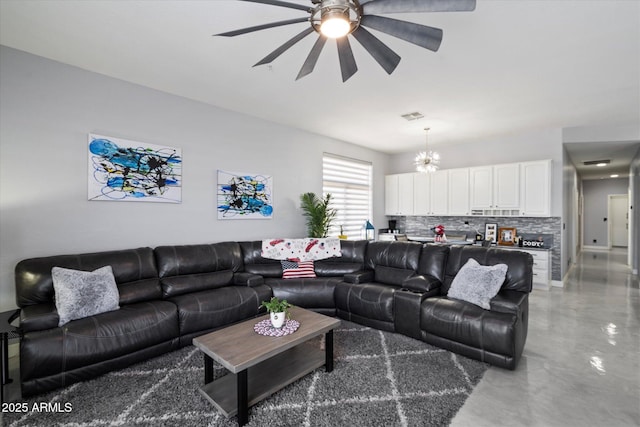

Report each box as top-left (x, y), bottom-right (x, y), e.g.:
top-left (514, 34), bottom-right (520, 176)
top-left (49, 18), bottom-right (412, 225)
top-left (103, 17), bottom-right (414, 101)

top-left (521, 239), bottom-right (545, 248)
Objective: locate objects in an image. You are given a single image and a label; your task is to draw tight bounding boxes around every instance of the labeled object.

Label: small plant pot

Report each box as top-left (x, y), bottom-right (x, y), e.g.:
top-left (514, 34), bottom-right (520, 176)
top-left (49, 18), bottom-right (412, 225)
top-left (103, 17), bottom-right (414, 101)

top-left (270, 312), bottom-right (286, 329)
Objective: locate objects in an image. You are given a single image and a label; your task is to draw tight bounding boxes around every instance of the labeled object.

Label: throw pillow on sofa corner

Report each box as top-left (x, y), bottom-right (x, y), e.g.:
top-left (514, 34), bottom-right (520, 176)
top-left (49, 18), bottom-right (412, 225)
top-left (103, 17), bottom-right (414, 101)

top-left (52, 265), bottom-right (120, 326)
top-left (447, 258), bottom-right (508, 310)
top-left (281, 259), bottom-right (316, 279)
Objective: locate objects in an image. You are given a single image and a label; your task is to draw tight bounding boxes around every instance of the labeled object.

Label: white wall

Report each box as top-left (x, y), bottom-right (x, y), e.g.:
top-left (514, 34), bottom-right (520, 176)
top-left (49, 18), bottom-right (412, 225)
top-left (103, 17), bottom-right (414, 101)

top-left (562, 145), bottom-right (579, 275)
top-left (631, 146), bottom-right (640, 274)
top-left (0, 46), bottom-right (390, 311)
top-left (388, 128), bottom-right (564, 216)
top-left (582, 178), bottom-right (629, 248)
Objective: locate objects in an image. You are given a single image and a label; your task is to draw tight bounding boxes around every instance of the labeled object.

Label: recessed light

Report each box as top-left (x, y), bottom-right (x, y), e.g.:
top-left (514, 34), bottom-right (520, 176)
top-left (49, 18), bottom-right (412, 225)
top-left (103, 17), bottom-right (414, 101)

top-left (596, 163), bottom-right (607, 167)
top-left (584, 159), bottom-right (610, 166)
top-left (610, 174), bottom-right (619, 178)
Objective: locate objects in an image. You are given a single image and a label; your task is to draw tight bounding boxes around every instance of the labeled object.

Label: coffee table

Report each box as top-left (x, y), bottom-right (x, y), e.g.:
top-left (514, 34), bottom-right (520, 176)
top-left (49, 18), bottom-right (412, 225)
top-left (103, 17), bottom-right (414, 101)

top-left (192, 307), bottom-right (341, 426)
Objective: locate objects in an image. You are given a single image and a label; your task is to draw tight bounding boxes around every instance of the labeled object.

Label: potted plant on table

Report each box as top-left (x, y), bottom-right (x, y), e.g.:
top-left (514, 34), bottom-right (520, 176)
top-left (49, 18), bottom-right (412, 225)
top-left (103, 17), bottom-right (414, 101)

top-left (261, 297), bottom-right (293, 329)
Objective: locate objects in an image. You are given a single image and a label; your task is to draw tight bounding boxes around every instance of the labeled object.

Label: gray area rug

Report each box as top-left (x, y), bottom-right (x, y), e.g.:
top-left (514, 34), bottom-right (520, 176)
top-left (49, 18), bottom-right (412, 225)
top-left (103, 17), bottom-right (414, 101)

top-left (3, 322), bottom-right (488, 427)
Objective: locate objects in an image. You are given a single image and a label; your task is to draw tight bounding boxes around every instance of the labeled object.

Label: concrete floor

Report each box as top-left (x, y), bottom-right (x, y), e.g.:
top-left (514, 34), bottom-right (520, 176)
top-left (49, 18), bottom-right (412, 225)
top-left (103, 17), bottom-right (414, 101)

top-left (452, 248), bottom-right (640, 427)
top-left (3, 248), bottom-right (639, 426)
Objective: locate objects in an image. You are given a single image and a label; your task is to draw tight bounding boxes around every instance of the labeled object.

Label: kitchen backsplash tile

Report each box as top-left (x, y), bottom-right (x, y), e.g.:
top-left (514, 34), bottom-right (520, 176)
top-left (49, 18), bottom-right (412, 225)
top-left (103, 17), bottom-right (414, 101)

top-left (387, 216), bottom-right (562, 281)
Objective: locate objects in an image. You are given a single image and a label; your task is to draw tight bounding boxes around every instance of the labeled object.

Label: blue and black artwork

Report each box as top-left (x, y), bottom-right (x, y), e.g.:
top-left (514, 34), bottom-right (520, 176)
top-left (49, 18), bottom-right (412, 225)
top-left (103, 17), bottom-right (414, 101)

top-left (218, 174), bottom-right (273, 218)
top-left (89, 136), bottom-right (182, 202)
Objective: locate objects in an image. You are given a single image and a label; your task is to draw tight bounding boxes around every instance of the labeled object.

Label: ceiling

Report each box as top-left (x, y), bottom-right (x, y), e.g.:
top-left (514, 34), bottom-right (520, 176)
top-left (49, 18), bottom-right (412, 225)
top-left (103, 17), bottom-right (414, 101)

top-left (565, 140), bottom-right (640, 180)
top-left (1, 0), bottom-right (639, 163)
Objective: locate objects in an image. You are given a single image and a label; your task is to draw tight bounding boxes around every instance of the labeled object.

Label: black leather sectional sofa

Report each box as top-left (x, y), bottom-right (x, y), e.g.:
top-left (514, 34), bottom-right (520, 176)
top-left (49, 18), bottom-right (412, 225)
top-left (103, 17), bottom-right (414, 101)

top-left (14, 240), bottom-right (533, 397)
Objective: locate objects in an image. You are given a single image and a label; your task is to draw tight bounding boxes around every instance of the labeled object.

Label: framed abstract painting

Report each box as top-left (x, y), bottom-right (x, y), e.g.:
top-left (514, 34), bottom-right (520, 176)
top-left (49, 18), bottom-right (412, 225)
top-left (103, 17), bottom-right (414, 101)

top-left (88, 134), bottom-right (182, 203)
top-left (217, 170), bottom-right (273, 219)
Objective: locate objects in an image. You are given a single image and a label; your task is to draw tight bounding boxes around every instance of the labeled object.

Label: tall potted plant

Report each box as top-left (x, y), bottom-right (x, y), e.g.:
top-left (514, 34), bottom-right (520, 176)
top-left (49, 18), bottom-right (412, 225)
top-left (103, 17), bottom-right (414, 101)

top-left (300, 192), bottom-right (337, 238)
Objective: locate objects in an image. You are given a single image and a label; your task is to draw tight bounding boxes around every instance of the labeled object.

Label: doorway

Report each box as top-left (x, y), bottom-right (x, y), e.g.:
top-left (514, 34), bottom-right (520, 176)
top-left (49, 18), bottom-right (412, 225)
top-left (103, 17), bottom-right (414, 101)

top-left (609, 194), bottom-right (629, 248)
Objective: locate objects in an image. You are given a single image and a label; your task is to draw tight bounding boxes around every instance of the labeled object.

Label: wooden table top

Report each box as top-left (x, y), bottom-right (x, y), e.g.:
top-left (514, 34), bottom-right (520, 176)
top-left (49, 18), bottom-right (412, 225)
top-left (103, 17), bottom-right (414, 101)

top-left (192, 307), bottom-right (341, 373)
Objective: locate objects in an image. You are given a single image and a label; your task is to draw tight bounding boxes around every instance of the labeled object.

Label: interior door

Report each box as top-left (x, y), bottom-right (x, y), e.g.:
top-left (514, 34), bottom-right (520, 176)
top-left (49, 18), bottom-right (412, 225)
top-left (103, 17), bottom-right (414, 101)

top-left (610, 194), bottom-right (629, 247)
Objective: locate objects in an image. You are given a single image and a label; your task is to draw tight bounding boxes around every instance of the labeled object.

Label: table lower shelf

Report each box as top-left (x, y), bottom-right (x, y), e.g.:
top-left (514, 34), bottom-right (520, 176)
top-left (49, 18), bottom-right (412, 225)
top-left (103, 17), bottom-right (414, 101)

top-left (199, 342), bottom-right (326, 418)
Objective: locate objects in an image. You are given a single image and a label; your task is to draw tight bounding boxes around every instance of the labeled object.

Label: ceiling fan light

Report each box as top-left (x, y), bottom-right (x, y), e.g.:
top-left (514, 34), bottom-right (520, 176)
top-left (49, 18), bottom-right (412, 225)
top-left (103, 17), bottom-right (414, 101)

top-left (320, 11), bottom-right (351, 38)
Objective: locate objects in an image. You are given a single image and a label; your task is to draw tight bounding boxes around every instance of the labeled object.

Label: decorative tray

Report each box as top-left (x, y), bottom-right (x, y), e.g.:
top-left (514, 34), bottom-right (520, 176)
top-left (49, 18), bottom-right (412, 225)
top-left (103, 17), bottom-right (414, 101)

top-left (254, 319), bottom-right (300, 337)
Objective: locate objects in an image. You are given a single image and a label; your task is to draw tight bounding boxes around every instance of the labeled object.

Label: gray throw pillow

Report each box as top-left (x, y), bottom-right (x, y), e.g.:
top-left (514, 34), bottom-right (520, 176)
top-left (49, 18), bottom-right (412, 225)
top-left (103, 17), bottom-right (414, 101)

top-left (52, 265), bottom-right (120, 326)
top-left (447, 258), bottom-right (508, 310)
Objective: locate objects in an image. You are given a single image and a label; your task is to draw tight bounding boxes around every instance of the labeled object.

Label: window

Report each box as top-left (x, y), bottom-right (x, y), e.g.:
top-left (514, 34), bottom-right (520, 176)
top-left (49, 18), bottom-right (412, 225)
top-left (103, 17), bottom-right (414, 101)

top-left (323, 153), bottom-right (372, 238)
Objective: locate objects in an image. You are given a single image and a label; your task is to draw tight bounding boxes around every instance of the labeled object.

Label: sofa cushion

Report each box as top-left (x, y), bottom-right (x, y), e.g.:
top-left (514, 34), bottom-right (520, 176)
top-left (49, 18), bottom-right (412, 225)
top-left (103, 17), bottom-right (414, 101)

top-left (160, 270), bottom-right (234, 298)
top-left (52, 266), bottom-right (120, 326)
top-left (365, 241), bottom-right (423, 271)
top-left (266, 277), bottom-right (339, 309)
top-left (335, 282), bottom-right (397, 323)
top-left (15, 247), bottom-right (159, 308)
top-left (155, 242), bottom-right (243, 278)
top-left (447, 258), bottom-right (507, 310)
top-left (443, 246), bottom-right (533, 294)
top-left (169, 286), bottom-right (267, 335)
top-left (420, 296), bottom-right (518, 356)
top-left (20, 300), bottom-right (179, 381)
top-left (374, 265), bottom-right (415, 286)
top-left (281, 260), bottom-right (316, 279)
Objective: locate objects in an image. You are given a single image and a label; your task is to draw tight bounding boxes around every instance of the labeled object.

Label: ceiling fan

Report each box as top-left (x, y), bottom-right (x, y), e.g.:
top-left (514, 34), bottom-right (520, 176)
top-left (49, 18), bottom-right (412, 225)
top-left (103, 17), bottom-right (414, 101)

top-left (216, 0), bottom-right (476, 82)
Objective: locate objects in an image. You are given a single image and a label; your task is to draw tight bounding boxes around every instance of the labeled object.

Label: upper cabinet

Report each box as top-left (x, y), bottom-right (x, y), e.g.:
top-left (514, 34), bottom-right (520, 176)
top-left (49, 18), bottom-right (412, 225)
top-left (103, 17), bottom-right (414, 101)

top-left (448, 168), bottom-right (470, 216)
top-left (469, 163), bottom-right (520, 216)
top-left (385, 173), bottom-right (414, 215)
top-left (385, 159), bottom-right (552, 218)
top-left (413, 172), bottom-right (431, 215)
top-left (520, 160), bottom-right (551, 217)
top-left (429, 170), bottom-right (449, 215)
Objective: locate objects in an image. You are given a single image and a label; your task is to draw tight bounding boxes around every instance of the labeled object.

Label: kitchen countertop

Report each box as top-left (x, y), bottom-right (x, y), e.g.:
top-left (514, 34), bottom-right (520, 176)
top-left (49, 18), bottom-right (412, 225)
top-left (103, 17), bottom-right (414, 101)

top-left (405, 236), bottom-right (550, 250)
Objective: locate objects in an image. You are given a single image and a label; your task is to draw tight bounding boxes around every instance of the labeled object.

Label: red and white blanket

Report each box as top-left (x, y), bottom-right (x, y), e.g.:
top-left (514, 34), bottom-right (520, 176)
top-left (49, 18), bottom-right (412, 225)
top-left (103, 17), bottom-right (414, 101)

top-left (261, 238), bottom-right (342, 261)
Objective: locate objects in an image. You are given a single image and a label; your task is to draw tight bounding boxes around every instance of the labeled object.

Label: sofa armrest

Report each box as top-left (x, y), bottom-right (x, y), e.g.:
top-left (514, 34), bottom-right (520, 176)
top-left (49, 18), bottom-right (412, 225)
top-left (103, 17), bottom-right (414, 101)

top-left (20, 302), bottom-right (59, 332)
top-left (489, 290), bottom-right (528, 314)
top-left (233, 272), bottom-right (265, 287)
top-left (343, 270), bottom-right (374, 284)
top-left (401, 274), bottom-right (441, 293)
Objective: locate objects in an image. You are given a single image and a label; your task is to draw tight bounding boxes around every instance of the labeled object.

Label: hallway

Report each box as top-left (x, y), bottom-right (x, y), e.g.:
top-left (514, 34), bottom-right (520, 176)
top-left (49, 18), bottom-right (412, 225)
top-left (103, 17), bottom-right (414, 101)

top-left (452, 248), bottom-right (640, 426)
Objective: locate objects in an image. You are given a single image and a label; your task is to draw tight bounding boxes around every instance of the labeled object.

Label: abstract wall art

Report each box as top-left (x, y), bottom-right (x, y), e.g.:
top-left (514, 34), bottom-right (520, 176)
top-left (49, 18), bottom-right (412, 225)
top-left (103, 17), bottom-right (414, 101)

top-left (217, 170), bottom-right (273, 219)
top-left (88, 134), bottom-right (182, 203)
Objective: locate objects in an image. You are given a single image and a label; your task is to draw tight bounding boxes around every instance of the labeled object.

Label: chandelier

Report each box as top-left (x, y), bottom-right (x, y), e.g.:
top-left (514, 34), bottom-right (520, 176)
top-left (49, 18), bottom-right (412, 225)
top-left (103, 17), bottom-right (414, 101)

top-left (414, 127), bottom-right (440, 173)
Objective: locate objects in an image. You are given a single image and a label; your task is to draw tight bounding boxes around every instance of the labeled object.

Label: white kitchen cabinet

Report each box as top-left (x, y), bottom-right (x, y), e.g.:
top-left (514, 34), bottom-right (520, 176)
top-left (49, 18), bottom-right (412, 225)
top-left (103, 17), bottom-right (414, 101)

top-left (469, 166), bottom-right (493, 209)
top-left (494, 163), bottom-right (520, 208)
top-left (413, 172), bottom-right (430, 215)
top-left (469, 163), bottom-right (520, 216)
top-left (385, 173), bottom-right (414, 215)
top-left (448, 168), bottom-right (470, 215)
top-left (384, 159), bottom-right (551, 218)
top-left (429, 170), bottom-right (449, 215)
top-left (520, 160), bottom-right (551, 217)
top-left (519, 248), bottom-right (551, 289)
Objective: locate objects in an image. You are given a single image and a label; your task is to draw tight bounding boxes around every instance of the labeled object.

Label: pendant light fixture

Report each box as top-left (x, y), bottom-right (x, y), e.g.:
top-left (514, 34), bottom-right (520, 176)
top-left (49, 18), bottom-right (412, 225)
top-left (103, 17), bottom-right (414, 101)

top-left (414, 128), bottom-right (440, 173)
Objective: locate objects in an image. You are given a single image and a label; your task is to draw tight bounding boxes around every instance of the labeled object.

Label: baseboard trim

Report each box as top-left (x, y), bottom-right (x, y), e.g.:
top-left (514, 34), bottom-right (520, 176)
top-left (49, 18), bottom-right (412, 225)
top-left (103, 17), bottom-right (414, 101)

top-left (551, 280), bottom-right (564, 288)
top-left (581, 245), bottom-right (609, 252)
top-left (533, 282), bottom-right (551, 291)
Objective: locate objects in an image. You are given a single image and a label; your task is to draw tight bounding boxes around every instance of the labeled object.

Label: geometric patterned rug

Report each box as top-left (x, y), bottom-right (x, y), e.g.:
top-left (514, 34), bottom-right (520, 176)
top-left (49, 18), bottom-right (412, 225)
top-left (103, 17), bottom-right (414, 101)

top-left (3, 322), bottom-right (488, 427)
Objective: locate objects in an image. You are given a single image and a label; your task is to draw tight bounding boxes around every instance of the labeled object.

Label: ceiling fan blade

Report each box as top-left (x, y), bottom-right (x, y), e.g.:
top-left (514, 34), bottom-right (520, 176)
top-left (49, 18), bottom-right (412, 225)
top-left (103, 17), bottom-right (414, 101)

top-left (216, 17), bottom-right (309, 37)
top-left (238, 0), bottom-right (312, 12)
top-left (362, 0), bottom-right (476, 14)
top-left (361, 15), bottom-right (443, 52)
top-left (351, 27), bottom-right (400, 75)
top-left (254, 27), bottom-right (315, 66)
top-left (296, 36), bottom-right (328, 80)
top-left (336, 37), bottom-right (358, 82)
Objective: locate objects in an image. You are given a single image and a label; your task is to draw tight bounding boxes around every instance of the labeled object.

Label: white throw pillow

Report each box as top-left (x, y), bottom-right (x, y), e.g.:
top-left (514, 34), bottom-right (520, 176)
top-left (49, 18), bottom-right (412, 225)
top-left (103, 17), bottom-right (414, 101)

top-left (52, 265), bottom-right (120, 326)
top-left (447, 258), bottom-right (507, 310)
